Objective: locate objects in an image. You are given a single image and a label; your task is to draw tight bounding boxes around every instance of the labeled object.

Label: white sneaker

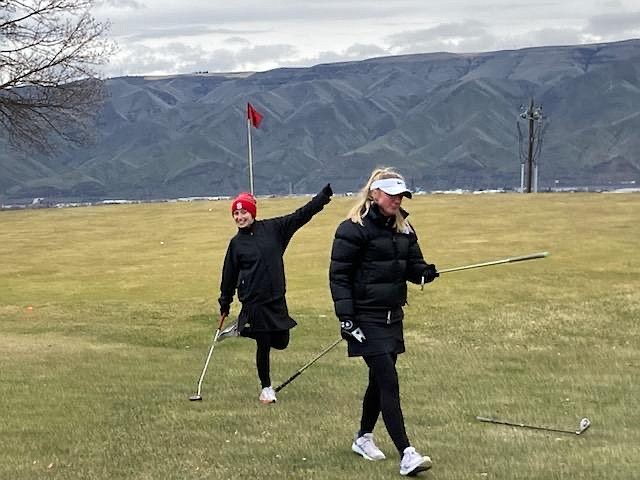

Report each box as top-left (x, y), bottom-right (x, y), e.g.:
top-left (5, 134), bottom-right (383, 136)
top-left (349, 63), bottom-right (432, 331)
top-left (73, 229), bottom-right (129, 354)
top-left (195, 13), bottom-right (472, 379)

top-left (352, 433), bottom-right (386, 461)
top-left (400, 446), bottom-right (432, 476)
top-left (217, 320), bottom-right (239, 342)
top-left (259, 386), bottom-right (277, 404)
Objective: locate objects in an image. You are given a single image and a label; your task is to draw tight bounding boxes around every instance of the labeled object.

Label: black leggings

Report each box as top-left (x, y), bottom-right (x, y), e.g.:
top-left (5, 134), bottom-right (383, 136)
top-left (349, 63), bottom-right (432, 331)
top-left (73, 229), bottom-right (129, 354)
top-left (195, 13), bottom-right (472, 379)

top-left (360, 353), bottom-right (410, 455)
top-left (254, 331), bottom-right (290, 388)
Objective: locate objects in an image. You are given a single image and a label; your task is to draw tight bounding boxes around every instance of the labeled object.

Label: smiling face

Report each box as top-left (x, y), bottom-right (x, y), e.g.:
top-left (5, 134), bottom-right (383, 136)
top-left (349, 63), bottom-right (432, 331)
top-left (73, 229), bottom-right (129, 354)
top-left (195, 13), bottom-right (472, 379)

top-left (233, 208), bottom-right (255, 228)
top-left (372, 189), bottom-right (403, 217)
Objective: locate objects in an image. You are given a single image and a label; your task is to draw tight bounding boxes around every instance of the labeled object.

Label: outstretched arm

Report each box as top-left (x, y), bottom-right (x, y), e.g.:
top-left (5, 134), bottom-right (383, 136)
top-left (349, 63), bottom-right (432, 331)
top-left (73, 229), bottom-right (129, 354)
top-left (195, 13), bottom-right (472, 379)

top-left (277, 184), bottom-right (333, 244)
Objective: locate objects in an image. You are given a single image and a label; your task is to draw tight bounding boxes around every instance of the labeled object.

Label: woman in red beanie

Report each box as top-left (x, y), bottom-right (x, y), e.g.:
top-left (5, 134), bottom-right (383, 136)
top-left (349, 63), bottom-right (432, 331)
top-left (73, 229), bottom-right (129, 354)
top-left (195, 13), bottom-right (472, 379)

top-left (217, 184), bottom-right (333, 404)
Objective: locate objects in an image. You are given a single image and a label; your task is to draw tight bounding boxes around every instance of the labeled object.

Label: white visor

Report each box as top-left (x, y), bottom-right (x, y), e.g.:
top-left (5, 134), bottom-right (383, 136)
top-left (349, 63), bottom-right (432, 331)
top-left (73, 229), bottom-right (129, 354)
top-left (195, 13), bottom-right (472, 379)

top-left (371, 178), bottom-right (412, 198)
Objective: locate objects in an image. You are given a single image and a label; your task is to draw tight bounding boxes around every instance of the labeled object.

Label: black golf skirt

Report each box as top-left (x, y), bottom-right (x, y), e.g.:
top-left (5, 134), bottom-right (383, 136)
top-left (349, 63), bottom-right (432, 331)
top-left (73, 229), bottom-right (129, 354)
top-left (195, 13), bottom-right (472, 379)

top-left (238, 298), bottom-right (297, 338)
top-left (347, 321), bottom-right (405, 358)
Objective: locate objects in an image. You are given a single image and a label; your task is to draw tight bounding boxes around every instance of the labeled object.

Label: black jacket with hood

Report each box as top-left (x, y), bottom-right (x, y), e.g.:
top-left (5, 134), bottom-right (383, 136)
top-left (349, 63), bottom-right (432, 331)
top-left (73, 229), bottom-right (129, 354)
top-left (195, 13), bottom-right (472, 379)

top-left (329, 203), bottom-right (429, 324)
top-left (218, 189), bottom-right (331, 311)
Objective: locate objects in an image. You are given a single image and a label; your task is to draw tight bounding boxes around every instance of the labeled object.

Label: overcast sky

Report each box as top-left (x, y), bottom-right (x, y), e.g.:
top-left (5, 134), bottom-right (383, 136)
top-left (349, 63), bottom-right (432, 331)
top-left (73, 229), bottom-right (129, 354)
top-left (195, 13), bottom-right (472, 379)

top-left (94, 0), bottom-right (640, 77)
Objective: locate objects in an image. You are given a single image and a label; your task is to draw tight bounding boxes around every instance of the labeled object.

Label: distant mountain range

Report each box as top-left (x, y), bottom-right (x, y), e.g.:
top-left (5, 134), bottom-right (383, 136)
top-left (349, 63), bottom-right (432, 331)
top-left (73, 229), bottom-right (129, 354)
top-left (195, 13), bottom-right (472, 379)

top-left (2, 39), bottom-right (640, 202)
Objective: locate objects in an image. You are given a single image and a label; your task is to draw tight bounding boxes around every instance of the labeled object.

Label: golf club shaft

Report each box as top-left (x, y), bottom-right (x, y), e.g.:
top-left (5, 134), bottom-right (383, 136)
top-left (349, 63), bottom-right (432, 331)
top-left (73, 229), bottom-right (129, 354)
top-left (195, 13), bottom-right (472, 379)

top-left (275, 338), bottom-right (343, 393)
top-left (195, 314), bottom-right (227, 397)
top-left (476, 416), bottom-right (577, 435)
top-left (438, 252), bottom-right (548, 274)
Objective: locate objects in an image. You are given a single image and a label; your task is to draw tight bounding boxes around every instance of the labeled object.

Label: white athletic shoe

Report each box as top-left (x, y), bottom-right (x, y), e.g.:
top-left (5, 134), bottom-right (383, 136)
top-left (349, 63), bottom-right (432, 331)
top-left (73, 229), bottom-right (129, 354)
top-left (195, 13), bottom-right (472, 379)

top-left (352, 433), bottom-right (386, 461)
top-left (259, 386), bottom-right (277, 404)
top-left (217, 320), bottom-right (239, 342)
top-left (400, 446), bottom-right (432, 476)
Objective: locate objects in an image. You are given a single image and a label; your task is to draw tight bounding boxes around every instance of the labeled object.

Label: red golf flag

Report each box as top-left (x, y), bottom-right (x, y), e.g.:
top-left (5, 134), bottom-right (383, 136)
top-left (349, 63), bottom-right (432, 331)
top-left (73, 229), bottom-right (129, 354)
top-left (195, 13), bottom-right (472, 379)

top-left (247, 103), bottom-right (263, 128)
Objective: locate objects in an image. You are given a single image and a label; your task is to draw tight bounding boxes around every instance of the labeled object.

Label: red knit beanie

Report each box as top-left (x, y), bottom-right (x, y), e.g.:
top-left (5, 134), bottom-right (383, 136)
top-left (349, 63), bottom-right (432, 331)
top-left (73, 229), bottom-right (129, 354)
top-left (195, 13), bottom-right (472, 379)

top-left (231, 192), bottom-right (257, 218)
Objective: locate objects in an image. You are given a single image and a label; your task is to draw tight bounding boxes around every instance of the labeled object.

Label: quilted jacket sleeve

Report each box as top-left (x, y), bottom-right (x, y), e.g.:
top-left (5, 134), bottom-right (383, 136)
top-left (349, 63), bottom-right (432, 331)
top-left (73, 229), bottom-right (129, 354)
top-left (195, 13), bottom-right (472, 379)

top-left (329, 220), bottom-right (364, 321)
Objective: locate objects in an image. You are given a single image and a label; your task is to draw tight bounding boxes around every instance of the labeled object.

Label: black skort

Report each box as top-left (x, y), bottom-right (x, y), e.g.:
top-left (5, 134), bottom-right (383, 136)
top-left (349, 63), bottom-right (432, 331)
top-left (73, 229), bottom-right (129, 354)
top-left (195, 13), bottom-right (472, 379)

top-left (347, 321), bottom-right (405, 358)
top-left (238, 297), bottom-right (297, 338)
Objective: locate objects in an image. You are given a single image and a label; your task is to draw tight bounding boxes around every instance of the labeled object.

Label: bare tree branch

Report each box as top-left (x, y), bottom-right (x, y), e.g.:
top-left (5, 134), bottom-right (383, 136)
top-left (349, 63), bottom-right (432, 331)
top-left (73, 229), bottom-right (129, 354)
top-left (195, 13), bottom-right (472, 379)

top-left (0, 0), bottom-right (114, 151)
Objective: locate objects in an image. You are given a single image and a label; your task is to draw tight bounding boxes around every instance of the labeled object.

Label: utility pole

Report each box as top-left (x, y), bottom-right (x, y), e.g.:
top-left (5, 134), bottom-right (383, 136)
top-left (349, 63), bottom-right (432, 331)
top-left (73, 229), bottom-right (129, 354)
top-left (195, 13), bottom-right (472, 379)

top-left (518, 98), bottom-right (544, 193)
top-left (526, 98), bottom-right (535, 193)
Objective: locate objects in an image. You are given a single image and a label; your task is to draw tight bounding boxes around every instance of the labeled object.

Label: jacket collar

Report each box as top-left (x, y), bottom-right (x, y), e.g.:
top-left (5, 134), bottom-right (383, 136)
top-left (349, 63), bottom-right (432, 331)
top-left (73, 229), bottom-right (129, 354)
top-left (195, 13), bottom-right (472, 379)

top-left (238, 222), bottom-right (256, 234)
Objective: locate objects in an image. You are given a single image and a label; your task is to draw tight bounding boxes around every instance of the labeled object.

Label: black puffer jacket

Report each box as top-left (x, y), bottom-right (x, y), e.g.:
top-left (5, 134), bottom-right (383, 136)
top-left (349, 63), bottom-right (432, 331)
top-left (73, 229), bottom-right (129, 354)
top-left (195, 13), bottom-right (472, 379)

top-left (329, 203), bottom-right (429, 323)
top-left (219, 189), bottom-right (331, 308)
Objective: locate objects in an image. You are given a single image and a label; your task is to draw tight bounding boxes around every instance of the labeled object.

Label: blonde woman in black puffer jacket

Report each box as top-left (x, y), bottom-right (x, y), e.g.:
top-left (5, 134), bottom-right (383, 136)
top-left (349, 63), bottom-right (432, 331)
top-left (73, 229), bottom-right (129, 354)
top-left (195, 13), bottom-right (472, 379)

top-left (329, 167), bottom-right (438, 477)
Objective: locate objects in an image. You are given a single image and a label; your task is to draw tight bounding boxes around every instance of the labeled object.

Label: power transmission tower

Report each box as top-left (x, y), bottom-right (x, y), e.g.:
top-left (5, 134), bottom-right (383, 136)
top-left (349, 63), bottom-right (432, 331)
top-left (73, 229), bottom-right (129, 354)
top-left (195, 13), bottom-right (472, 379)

top-left (517, 98), bottom-right (545, 192)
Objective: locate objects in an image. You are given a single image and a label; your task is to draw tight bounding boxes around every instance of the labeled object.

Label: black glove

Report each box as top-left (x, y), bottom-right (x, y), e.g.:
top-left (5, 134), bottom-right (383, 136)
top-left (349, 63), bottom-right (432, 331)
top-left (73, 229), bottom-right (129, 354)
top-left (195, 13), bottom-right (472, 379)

top-left (340, 318), bottom-right (366, 343)
top-left (219, 301), bottom-right (230, 317)
top-left (321, 183), bottom-right (333, 197)
top-left (422, 264), bottom-right (439, 284)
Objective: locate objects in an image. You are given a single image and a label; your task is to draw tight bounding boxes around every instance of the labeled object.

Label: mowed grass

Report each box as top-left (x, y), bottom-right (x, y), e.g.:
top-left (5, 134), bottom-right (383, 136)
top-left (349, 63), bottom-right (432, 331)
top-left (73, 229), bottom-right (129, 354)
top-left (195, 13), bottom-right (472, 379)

top-left (1, 193), bottom-right (638, 480)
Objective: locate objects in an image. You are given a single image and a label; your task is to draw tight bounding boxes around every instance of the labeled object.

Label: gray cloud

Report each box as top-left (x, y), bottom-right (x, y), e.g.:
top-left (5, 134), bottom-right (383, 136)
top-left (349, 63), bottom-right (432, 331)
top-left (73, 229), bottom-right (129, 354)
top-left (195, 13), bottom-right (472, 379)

top-left (97, 0), bottom-right (145, 9)
top-left (104, 42), bottom-right (298, 76)
top-left (224, 37), bottom-right (252, 47)
top-left (108, 45), bottom-right (188, 76)
top-left (106, 43), bottom-right (226, 76)
top-left (96, 1), bottom-right (640, 76)
top-left (122, 25), bottom-right (223, 41)
top-left (586, 11), bottom-right (640, 36)
top-left (387, 21), bottom-right (489, 45)
top-left (234, 44), bottom-right (299, 66)
top-left (344, 43), bottom-right (388, 58)
top-left (386, 21), bottom-right (498, 54)
top-left (111, 21), bottom-right (267, 41)
top-left (102, 2), bottom-right (402, 34)
top-left (526, 28), bottom-right (585, 48)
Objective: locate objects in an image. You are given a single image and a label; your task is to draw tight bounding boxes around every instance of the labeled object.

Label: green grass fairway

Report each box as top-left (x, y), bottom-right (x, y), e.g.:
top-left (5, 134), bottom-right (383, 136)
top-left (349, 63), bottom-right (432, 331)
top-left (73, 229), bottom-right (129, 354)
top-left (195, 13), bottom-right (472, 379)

top-left (1, 193), bottom-right (638, 479)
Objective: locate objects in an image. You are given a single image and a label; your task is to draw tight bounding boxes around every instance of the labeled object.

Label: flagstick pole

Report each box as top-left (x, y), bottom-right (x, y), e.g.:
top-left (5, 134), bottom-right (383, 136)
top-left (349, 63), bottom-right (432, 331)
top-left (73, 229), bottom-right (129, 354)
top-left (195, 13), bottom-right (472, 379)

top-left (246, 118), bottom-right (254, 195)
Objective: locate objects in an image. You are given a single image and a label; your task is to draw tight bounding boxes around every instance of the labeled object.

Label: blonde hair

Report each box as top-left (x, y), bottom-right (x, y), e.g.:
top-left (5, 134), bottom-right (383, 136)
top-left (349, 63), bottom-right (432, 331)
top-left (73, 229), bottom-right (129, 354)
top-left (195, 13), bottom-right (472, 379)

top-left (347, 167), bottom-right (410, 233)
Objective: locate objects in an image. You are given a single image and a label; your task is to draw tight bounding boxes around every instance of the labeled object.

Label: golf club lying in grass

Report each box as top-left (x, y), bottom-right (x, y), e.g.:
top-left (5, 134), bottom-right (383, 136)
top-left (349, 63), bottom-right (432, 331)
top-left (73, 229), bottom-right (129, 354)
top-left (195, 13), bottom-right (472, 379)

top-left (476, 416), bottom-right (591, 435)
top-left (189, 313), bottom-right (227, 401)
top-left (274, 337), bottom-right (343, 393)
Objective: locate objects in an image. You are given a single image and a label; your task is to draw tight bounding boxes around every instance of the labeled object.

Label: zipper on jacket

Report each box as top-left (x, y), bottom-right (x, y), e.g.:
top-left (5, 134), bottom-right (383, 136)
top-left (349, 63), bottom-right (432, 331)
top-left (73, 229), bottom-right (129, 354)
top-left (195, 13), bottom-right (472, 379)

top-left (387, 310), bottom-right (391, 324)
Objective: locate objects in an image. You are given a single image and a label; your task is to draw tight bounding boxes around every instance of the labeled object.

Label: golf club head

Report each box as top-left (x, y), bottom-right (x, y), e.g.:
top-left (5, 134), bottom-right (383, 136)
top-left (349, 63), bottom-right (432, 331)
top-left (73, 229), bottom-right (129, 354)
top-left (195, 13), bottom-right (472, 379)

top-left (577, 417), bottom-right (590, 434)
top-left (189, 394), bottom-right (203, 401)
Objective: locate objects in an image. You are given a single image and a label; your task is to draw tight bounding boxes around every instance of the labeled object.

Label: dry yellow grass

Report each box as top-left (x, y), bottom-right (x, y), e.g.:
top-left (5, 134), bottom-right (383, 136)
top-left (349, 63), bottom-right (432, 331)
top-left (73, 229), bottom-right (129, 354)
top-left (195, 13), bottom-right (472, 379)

top-left (1, 193), bottom-right (638, 479)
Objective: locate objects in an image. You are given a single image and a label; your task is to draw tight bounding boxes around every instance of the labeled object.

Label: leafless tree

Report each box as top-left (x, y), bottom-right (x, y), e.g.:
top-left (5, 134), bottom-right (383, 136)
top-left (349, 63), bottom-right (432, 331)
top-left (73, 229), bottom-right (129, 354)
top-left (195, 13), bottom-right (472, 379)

top-left (0, 0), bottom-right (114, 151)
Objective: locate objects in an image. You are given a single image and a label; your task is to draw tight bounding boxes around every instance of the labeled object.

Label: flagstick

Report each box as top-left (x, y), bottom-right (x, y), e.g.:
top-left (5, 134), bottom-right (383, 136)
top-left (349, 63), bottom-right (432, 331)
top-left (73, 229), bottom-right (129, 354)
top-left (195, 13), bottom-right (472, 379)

top-left (246, 118), bottom-right (255, 195)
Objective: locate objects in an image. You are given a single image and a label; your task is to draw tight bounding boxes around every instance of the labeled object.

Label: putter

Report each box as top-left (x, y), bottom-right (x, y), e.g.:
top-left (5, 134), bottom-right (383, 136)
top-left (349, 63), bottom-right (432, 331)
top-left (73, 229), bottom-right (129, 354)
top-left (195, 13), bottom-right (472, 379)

top-left (189, 314), bottom-right (227, 401)
top-left (476, 415), bottom-right (591, 435)
top-left (274, 338), bottom-right (343, 393)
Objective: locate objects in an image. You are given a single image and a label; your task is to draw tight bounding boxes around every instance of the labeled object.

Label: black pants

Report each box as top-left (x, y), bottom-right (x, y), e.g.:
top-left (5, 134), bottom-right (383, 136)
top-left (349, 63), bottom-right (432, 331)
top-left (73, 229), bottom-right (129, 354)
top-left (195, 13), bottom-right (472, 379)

top-left (360, 352), bottom-right (410, 456)
top-left (254, 331), bottom-right (290, 388)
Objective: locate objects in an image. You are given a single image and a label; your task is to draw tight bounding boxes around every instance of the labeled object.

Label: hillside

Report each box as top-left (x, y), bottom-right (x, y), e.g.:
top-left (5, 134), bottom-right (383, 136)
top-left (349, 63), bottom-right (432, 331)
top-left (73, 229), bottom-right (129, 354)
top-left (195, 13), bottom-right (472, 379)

top-left (2, 39), bottom-right (640, 202)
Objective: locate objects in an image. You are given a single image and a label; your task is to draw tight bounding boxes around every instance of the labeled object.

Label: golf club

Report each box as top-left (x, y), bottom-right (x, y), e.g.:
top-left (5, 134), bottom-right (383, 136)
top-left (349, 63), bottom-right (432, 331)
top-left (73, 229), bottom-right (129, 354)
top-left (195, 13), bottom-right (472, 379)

top-left (421, 252), bottom-right (549, 290)
top-left (274, 338), bottom-right (343, 393)
top-left (476, 415), bottom-right (591, 435)
top-left (277, 252), bottom-right (549, 391)
top-left (189, 313), bottom-right (228, 401)
top-left (438, 252), bottom-right (549, 274)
